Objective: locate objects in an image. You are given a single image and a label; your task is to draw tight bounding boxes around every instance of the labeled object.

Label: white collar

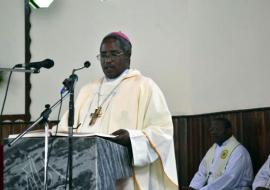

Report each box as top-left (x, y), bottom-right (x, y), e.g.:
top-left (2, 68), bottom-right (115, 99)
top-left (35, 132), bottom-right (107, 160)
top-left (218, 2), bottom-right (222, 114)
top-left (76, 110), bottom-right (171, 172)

top-left (104, 69), bottom-right (129, 83)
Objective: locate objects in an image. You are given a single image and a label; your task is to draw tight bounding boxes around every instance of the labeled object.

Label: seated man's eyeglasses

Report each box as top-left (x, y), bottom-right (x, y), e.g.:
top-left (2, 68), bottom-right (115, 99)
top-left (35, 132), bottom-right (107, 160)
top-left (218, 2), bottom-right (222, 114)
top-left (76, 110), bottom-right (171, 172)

top-left (97, 51), bottom-right (125, 61)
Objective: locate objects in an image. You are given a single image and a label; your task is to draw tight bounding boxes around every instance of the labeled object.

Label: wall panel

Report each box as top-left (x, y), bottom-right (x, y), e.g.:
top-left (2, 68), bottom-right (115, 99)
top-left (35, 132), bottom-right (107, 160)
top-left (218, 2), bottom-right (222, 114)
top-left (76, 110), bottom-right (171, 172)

top-left (1, 107), bottom-right (270, 188)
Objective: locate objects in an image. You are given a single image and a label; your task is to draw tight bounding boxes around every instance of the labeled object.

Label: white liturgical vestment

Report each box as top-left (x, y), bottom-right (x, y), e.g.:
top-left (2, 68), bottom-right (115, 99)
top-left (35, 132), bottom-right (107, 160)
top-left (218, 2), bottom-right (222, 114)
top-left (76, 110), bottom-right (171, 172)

top-left (190, 136), bottom-right (253, 190)
top-left (253, 155), bottom-right (270, 190)
top-left (55, 69), bottom-right (178, 190)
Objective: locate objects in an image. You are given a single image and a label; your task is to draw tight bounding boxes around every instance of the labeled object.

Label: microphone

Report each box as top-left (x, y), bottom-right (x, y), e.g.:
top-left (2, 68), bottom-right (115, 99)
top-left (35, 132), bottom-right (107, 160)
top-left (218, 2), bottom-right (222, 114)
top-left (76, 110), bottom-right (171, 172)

top-left (15, 59), bottom-right (54, 70)
top-left (61, 61), bottom-right (91, 94)
top-left (72, 61), bottom-right (91, 74)
top-left (84, 61), bottom-right (91, 68)
top-left (27, 59), bottom-right (54, 69)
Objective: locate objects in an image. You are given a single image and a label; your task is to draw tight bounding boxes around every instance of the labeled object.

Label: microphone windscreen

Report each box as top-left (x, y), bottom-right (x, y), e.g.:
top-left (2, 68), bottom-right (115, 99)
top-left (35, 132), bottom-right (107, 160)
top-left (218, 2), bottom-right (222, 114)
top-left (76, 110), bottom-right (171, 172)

top-left (43, 59), bottom-right (54, 69)
top-left (84, 61), bottom-right (91, 68)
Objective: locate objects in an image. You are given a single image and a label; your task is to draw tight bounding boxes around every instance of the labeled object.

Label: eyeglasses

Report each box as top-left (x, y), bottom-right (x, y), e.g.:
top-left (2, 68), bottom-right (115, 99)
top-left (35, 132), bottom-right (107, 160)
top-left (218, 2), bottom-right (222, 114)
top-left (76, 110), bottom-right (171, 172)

top-left (96, 51), bottom-right (125, 61)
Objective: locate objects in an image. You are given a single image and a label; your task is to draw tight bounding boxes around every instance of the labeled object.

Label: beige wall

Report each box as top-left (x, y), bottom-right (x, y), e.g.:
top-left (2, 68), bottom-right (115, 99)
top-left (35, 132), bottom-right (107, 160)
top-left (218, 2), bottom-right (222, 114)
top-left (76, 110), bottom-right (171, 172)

top-left (0, 0), bottom-right (25, 115)
top-left (1, 0), bottom-right (270, 120)
top-left (187, 0), bottom-right (270, 114)
top-left (29, 0), bottom-right (190, 119)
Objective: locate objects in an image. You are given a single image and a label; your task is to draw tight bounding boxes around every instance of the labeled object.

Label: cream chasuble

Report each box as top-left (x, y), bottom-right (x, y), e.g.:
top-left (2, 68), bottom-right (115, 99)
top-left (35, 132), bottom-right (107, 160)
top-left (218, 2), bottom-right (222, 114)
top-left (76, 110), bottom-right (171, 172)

top-left (55, 69), bottom-right (178, 190)
top-left (78, 69), bottom-right (129, 133)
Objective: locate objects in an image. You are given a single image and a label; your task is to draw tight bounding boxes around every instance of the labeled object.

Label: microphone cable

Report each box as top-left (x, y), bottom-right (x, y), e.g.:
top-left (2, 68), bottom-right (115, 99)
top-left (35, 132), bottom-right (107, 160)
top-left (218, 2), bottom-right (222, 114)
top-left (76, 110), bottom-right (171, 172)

top-left (54, 92), bottom-right (64, 136)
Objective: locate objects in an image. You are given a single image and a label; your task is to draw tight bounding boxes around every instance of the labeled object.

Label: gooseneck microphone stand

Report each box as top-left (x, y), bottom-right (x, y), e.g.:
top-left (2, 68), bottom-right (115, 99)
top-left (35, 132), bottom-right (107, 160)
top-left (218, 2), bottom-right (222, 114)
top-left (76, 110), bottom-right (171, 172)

top-left (62, 62), bottom-right (90, 190)
top-left (63, 73), bottom-right (78, 190)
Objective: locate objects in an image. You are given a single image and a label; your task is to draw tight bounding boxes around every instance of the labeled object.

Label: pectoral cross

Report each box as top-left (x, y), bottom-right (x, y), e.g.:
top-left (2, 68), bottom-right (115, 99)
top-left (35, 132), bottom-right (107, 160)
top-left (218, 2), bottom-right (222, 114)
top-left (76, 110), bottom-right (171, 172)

top-left (89, 106), bottom-right (102, 126)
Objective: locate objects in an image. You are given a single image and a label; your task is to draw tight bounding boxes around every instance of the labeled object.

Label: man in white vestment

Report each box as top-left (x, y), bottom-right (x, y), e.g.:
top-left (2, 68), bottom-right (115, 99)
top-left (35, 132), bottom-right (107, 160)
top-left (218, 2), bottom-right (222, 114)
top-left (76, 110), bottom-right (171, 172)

top-left (253, 154), bottom-right (270, 190)
top-left (188, 118), bottom-right (253, 190)
top-left (56, 32), bottom-right (178, 190)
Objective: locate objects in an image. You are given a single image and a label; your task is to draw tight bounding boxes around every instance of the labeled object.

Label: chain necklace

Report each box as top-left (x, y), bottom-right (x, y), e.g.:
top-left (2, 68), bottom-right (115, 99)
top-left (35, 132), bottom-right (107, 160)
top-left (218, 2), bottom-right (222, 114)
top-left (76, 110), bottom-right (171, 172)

top-left (89, 77), bottom-right (123, 126)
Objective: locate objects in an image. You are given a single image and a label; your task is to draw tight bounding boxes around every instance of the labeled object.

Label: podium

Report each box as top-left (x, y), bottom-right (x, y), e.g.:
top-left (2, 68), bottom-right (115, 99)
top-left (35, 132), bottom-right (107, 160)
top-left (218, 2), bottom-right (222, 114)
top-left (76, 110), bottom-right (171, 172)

top-left (4, 136), bottom-right (132, 190)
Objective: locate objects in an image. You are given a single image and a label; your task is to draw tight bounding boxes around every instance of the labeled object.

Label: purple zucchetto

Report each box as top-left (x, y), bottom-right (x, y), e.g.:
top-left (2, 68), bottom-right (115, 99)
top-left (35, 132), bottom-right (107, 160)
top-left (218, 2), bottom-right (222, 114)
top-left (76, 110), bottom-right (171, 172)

top-left (108, 31), bottom-right (131, 43)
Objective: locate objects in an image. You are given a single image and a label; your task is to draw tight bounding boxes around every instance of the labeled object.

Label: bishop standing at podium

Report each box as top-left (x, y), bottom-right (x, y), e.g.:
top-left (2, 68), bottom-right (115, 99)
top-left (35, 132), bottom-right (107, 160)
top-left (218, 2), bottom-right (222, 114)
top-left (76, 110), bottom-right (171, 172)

top-left (56, 31), bottom-right (178, 190)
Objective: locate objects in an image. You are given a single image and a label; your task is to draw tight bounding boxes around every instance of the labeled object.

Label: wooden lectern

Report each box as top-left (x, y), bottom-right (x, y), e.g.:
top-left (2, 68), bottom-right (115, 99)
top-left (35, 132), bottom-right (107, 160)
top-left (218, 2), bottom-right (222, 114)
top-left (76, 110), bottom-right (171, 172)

top-left (4, 136), bottom-right (132, 190)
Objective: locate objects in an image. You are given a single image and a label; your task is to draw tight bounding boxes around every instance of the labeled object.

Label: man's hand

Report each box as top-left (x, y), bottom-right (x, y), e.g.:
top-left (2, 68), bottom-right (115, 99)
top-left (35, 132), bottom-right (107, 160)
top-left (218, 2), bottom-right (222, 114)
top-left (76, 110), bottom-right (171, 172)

top-left (111, 129), bottom-right (131, 147)
top-left (111, 129), bottom-right (133, 160)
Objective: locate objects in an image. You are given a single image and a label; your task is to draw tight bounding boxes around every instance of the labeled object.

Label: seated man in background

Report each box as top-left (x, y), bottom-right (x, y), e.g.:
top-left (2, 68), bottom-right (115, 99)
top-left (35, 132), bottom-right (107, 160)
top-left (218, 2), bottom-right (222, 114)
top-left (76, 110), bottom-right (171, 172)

top-left (189, 118), bottom-right (253, 190)
top-left (253, 154), bottom-right (270, 190)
